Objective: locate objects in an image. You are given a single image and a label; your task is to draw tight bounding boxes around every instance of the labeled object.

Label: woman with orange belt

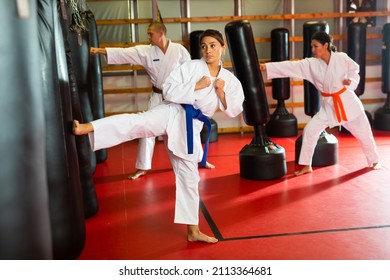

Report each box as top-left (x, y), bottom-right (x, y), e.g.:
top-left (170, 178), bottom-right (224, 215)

top-left (261, 31), bottom-right (381, 175)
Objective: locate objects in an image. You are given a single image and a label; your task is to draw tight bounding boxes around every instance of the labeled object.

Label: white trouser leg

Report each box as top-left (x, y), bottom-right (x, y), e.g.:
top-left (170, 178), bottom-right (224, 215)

top-left (135, 137), bottom-right (156, 170)
top-left (342, 113), bottom-right (380, 166)
top-left (90, 106), bottom-right (168, 151)
top-left (298, 114), bottom-right (329, 166)
top-left (168, 150), bottom-right (200, 225)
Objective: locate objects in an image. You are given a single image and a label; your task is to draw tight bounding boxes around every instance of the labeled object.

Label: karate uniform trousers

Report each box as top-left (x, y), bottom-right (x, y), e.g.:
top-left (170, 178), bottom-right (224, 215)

top-left (89, 103), bottom-right (200, 225)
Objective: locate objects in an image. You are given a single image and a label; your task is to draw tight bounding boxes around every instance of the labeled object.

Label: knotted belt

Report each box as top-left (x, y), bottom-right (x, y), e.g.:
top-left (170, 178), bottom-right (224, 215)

top-left (152, 85), bottom-right (163, 94)
top-left (181, 104), bottom-right (211, 167)
top-left (321, 86), bottom-right (348, 122)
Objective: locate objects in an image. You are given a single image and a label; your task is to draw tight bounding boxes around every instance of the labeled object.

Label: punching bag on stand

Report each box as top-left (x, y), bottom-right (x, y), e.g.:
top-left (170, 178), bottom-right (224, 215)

top-left (0, 0), bottom-right (52, 259)
top-left (225, 20), bottom-right (286, 180)
top-left (190, 30), bottom-right (219, 143)
top-left (38, 0), bottom-right (85, 259)
top-left (341, 22), bottom-right (371, 133)
top-left (295, 21), bottom-right (338, 166)
top-left (60, 0), bottom-right (99, 218)
top-left (374, 23), bottom-right (390, 131)
top-left (265, 28), bottom-right (297, 137)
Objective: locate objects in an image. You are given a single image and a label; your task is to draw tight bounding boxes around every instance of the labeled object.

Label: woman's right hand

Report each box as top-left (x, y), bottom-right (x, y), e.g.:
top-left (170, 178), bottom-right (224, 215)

top-left (260, 64), bottom-right (266, 71)
top-left (195, 76), bottom-right (211, 91)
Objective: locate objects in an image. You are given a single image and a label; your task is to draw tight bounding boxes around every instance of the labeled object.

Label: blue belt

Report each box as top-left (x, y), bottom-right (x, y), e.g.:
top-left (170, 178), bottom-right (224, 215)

top-left (181, 104), bottom-right (211, 167)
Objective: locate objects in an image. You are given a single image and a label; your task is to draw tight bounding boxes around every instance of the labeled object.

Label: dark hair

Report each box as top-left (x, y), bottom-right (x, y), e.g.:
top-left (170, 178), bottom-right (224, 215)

top-left (148, 22), bottom-right (167, 35)
top-left (200, 29), bottom-right (225, 46)
top-left (311, 31), bottom-right (337, 52)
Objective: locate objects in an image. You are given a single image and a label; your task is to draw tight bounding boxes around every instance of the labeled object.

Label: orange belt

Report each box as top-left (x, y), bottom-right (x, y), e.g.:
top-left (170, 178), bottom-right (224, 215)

top-left (321, 87), bottom-right (347, 122)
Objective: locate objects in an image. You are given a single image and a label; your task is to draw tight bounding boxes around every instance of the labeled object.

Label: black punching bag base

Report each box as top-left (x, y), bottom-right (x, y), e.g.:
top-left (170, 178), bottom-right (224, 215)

top-left (201, 118), bottom-right (218, 143)
top-left (266, 114), bottom-right (298, 137)
top-left (374, 106), bottom-right (390, 131)
top-left (239, 144), bottom-right (286, 180)
top-left (295, 131), bottom-right (338, 166)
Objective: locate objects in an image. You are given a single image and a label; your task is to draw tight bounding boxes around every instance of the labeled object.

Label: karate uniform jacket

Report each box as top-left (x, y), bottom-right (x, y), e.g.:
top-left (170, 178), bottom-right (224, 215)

top-left (162, 58), bottom-right (245, 162)
top-left (266, 52), bottom-right (365, 128)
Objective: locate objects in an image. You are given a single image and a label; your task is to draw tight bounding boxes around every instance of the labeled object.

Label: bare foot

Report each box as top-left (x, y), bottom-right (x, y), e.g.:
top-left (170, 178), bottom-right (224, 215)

top-left (294, 165), bottom-right (312, 176)
top-left (204, 161), bottom-right (215, 169)
top-left (128, 169), bottom-right (147, 180)
top-left (187, 225), bottom-right (218, 244)
top-left (372, 162), bottom-right (382, 170)
top-left (72, 120), bottom-right (93, 135)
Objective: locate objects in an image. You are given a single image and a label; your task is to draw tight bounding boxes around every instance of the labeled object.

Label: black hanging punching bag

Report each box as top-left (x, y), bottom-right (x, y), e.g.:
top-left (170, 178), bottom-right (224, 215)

top-left (38, 0), bottom-right (85, 259)
top-left (83, 3), bottom-right (107, 163)
top-left (68, 2), bottom-right (97, 173)
top-left (190, 30), bottom-right (219, 143)
top-left (295, 21), bottom-right (338, 167)
top-left (374, 23), bottom-right (390, 131)
top-left (60, 0), bottom-right (98, 218)
top-left (0, 0), bottom-right (52, 260)
top-left (265, 28), bottom-right (297, 137)
top-left (225, 20), bottom-right (286, 180)
top-left (341, 22), bottom-right (371, 133)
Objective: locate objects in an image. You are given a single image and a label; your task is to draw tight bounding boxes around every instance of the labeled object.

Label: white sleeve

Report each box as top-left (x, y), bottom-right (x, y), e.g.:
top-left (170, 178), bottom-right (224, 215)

top-left (105, 46), bottom-right (148, 65)
top-left (344, 54), bottom-right (360, 92)
top-left (266, 58), bottom-right (315, 84)
top-left (162, 61), bottom-right (197, 104)
top-left (219, 73), bottom-right (244, 118)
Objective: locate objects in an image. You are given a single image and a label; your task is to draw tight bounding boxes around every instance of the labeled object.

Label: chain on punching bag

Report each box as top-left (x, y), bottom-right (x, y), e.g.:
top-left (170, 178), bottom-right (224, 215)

top-left (295, 21), bottom-right (338, 167)
top-left (225, 20), bottom-right (286, 180)
top-left (38, 0), bottom-right (86, 260)
top-left (374, 23), bottom-right (390, 131)
top-left (0, 0), bottom-right (52, 260)
top-left (265, 28), bottom-right (297, 137)
top-left (60, 0), bottom-right (99, 218)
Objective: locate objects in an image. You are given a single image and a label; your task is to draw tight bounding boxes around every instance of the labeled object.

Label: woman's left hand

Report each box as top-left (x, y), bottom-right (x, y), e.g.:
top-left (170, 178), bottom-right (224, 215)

top-left (214, 78), bottom-right (225, 92)
top-left (215, 78), bottom-right (227, 109)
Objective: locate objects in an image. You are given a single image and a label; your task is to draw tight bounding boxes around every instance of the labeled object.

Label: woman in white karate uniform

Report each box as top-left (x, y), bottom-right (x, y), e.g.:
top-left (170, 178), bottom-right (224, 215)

top-left (90, 22), bottom-right (192, 180)
top-left (73, 29), bottom-right (245, 243)
top-left (261, 31), bottom-right (381, 176)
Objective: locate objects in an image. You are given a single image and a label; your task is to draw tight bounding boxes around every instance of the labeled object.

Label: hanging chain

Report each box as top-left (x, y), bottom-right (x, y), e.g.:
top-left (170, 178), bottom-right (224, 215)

top-left (69, 0), bottom-right (87, 32)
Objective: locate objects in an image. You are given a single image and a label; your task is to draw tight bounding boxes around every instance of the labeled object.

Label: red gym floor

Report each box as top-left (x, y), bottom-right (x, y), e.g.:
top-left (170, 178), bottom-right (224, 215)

top-left (78, 128), bottom-right (390, 260)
